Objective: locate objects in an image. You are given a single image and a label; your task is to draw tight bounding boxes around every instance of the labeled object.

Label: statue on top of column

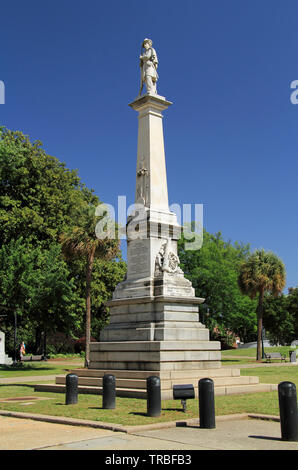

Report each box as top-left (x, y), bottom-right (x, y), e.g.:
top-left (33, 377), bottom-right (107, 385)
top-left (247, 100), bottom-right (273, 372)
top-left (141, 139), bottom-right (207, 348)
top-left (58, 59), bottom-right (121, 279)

top-left (139, 38), bottom-right (158, 96)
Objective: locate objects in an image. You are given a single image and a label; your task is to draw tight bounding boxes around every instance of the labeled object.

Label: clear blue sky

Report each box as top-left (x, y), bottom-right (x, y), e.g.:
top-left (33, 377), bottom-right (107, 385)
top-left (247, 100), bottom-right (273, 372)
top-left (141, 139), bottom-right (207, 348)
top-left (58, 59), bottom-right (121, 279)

top-left (1, 0), bottom-right (297, 291)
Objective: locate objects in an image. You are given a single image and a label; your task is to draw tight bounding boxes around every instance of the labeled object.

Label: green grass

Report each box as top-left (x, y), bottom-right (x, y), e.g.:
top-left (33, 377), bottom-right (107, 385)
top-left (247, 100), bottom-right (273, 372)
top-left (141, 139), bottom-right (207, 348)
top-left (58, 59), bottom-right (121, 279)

top-left (222, 346), bottom-right (294, 358)
top-left (0, 353), bottom-right (297, 426)
top-left (0, 364), bottom-right (297, 425)
top-left (0, 383), bottom-right (282, 425)
top-left (0, 359), bottom-right (84, 378)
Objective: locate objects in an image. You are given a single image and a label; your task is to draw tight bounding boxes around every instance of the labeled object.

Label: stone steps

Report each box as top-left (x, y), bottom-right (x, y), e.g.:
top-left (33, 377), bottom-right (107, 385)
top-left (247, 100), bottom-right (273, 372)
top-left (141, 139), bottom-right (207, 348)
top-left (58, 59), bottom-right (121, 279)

top-left (34, 366), bottom-right (278, 399)
top-left (35, 381), bottom-right (277, 400)
top-left (55, 374), bottom-right (260, 389)
top-left (68, 367), bottom-right (241, 379)
top-left (90, 341), bottom-right (220, 351)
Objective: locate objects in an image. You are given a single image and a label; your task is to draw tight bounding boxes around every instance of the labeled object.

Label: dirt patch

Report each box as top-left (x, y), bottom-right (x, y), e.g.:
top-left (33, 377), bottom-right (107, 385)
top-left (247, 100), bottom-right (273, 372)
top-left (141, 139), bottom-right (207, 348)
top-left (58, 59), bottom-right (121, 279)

top-left (0, 396), bottom-right (51, 403)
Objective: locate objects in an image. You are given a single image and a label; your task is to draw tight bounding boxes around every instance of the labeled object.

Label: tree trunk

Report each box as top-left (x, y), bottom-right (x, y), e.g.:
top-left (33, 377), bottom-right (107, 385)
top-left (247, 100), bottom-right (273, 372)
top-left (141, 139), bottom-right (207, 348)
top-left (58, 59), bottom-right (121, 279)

top-left (256, 289), bottom-right (264, 361)
top-left (43, 329), bottom-right (47, 359)
top-left (85, 249), bottom-right (95, 368)
top-left (35, 327), bottom-right (43, 354)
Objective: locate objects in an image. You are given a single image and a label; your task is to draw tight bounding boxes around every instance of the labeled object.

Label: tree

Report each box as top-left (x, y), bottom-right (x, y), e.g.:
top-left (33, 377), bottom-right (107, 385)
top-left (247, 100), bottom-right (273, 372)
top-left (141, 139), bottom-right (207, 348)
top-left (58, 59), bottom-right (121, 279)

top-left (25, 243), bottom-right (81, 355)
top-left (66, 256), bottom-right (127, 339)
top-left (0, 238), bottom-right (80, 357)
top-left (262, 293), bottom-right (294, 345)
top-left (0, 127), bottom-right (98, 248)
top-left (238, 249), bottom-right (286, 361)
top-left (178, 229), bottom-right (257, 343)
top-left (60, 204), bottom-right (120, 366)
top-left (286, 287), bottom-right (298, 341)
top-left (0, 127), bottom-right (125, 355)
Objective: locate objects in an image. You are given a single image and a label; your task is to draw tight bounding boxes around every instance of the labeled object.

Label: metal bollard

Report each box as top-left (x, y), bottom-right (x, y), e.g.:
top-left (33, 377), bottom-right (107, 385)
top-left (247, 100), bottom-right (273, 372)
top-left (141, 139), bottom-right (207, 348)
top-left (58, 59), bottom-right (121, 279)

top-left (278, 381), bottom-right (298, 441)
top-left (147, 376), bottom-right (161, 417)
top-left (65, 373), bottom-right (78, 405)
top-left (198, 378), bottom-right (216, 429)
top-left (102, 374), bottom-right (116, 409)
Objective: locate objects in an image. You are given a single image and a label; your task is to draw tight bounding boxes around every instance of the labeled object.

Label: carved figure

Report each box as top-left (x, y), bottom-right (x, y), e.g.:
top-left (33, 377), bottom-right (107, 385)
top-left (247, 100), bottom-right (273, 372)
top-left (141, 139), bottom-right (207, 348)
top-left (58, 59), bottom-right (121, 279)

top-left (136, 158), bottom-right (149, 206)
top-left (139, 38), bottom-right (158, 95)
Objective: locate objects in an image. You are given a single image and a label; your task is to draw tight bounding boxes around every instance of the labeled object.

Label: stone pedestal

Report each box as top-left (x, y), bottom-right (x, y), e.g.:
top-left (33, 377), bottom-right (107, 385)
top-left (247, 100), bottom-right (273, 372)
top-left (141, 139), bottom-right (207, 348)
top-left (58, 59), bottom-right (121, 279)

top-left (0, 331), bottom-right (12, 365)
top-left (93, 296), bottom-right (221, 371)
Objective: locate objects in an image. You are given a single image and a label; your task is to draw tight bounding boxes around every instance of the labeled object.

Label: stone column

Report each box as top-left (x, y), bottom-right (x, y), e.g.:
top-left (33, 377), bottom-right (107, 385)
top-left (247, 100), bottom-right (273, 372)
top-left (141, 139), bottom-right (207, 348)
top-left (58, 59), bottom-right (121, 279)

top-left (130, 94), bottom-right (171, 212)
top-left (113, 94), bottom-right (193, 300)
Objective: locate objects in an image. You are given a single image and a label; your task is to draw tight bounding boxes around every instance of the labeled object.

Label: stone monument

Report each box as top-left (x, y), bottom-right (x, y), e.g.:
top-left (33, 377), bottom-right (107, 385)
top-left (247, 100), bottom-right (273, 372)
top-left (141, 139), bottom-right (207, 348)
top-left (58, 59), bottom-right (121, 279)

top-left (0, 331), bottom-right (13, 365)
top-left (36, 40), bottom-right (277, 397)
top-left (88, 38), bottom-right (222, 396)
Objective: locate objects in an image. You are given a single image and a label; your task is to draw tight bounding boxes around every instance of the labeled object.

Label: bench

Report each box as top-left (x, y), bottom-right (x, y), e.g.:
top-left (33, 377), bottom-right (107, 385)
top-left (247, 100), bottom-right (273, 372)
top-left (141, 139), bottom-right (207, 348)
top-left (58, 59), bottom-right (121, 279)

top-left (21, 355), bottom-right (46, 362)
top-left (264, 352), bottom-right (286, 363)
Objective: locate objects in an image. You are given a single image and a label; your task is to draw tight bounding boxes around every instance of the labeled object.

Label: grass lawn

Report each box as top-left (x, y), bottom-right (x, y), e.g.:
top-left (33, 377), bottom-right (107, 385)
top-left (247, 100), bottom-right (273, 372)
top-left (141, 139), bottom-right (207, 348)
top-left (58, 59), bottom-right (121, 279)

top-left (0, 362), bottom-right (297, 426)
top-left (0, 383), bottom-right (283, 426)
top-left (0, 359), bottom-right (84, 378)
top-left (222, 346), bottom-right (294, 358)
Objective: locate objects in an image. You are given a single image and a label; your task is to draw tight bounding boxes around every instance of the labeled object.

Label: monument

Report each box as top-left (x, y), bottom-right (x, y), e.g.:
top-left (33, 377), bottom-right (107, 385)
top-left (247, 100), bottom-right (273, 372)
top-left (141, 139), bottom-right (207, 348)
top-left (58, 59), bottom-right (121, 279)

top-left (36, 40), bottom-right (277, 397)
top-left (93, 38), bottom-right (222, 380)
top-left (0, 331), bottom-right (13, 365)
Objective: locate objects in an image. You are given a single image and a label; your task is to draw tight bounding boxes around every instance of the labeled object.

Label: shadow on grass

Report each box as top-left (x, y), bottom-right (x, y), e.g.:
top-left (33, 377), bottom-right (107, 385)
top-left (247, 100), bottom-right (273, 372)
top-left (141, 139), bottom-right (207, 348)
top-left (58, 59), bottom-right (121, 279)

top-left (129, 411), bottom-right (148, 417)
top-left (0, 384), bottom-right (35, 390)
top-left (88, 407), bottom-right (109, 411)
top-left (0, 365), bottom-right (55, 372)
top-left (162, 408), bottom-right (186, 413)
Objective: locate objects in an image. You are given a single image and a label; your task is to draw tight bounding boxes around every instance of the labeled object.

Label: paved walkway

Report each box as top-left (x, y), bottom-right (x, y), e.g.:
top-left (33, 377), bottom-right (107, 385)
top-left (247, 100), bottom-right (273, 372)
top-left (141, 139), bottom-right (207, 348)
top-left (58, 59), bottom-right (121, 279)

top-left (1, 413), bottom-right (298, 450)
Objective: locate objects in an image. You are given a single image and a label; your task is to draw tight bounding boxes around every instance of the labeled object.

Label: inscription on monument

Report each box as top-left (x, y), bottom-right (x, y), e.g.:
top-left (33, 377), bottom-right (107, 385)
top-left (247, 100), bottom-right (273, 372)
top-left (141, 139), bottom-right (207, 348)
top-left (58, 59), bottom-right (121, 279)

top-left (127, 239), bottom-right (149, 277)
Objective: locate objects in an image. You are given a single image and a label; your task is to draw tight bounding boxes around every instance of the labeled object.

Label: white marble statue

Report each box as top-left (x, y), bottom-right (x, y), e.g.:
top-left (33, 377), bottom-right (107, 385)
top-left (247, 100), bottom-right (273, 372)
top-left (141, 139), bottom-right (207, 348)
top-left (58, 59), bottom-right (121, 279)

top-left (139, 38), bottom-right (158, 95)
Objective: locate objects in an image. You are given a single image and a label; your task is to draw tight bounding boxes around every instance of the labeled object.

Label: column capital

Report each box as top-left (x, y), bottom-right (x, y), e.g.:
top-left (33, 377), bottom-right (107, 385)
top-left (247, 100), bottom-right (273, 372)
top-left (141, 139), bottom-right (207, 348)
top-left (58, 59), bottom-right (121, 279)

top-left (129, 94), bottom-right (173, 112)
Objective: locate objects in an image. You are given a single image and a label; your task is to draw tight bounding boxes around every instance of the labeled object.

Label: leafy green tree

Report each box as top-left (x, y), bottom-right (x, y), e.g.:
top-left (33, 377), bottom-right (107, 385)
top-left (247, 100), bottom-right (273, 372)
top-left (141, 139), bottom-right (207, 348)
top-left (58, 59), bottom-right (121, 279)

top-left (0, 238), bottom-right (80, 356)
top-left (60, 204), bottom-right (120, 366)
top-left (0, 238), bottom-right (35, 359)
top-left (0, 127), bottom-right (97, 248)
top-left (262, 293), bottom-right (294, 345)
top-left (66, 256), bottom-right (127, 339)
top-left (238, 249), bottom-right (286, 360)
top-left (178, 229), bottom-right (257, 343)
top-left (0, 127), bottom-right (125, 355)
top-left (286, 287), bottom-right (298, 340)
top-left (25, 243), bottom-right (81, 355)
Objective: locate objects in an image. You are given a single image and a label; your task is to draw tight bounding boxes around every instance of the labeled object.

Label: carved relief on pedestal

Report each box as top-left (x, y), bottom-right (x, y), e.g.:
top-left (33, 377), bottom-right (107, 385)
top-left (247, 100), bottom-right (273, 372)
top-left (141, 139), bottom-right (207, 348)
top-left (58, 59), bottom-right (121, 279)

top-left (155, 239), bottom-right (184, 276)
top-left (136, 158), bottom-right (149, 207)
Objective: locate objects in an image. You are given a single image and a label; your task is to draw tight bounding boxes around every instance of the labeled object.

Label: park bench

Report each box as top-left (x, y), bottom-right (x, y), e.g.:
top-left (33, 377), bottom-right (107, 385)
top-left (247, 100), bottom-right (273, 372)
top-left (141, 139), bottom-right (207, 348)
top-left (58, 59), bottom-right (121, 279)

top-left (21, 355), bottom-right (46, 362)
top-left (264, 352), bottom-right (286, 363)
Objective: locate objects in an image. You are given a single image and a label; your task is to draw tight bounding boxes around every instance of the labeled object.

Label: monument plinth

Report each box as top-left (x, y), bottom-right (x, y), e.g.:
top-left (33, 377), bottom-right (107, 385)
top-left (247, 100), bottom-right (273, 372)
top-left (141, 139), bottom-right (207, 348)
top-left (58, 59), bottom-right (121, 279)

top-left (0, 331), bottom-right (12, 365)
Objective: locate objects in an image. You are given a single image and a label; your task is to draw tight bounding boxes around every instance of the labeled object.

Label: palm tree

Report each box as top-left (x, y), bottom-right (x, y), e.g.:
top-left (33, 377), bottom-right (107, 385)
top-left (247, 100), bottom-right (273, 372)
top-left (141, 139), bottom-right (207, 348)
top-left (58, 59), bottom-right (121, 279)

top-left (60, 204), bottom-right (120, 367)
top-left (238, 249), bottom-right (286, 361)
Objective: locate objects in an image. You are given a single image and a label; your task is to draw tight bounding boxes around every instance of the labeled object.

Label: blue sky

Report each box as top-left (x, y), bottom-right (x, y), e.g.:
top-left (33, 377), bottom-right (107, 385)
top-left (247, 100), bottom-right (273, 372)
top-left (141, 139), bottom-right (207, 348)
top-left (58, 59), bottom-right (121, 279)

top-left (1, 0), bottom-right (297, 291)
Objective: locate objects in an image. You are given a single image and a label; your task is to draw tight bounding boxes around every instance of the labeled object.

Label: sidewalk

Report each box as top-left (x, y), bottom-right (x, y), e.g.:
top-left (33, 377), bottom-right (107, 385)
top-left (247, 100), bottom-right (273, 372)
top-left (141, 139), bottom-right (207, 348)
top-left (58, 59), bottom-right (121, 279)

top-left (1, 412), bottom-right (298, 450)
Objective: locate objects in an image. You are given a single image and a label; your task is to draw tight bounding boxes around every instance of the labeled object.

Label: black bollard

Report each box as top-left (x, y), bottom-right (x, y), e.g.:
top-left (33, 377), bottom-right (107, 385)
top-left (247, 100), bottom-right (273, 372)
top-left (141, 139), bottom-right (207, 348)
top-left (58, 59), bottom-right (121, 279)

top-left (65, 373), bottom-right (78, 405)
top-left (147, 376), bottom-right (161, 417)
top-left (198, 378), bottom-right (216, 429)
top-left (102, 374), bottom-right (116, 409)
top-left (278, 381), bottom-right (298, 441)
